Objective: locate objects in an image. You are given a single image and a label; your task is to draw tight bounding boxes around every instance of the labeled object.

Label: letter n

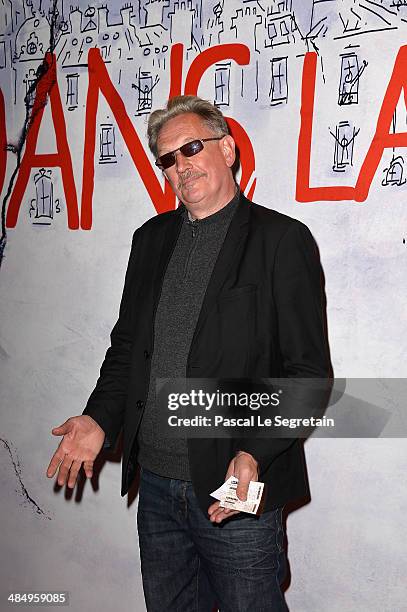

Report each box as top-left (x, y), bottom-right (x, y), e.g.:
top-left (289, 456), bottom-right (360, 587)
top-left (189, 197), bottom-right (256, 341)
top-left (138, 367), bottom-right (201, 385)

top-left (81, 48), bottom-right (174, 229)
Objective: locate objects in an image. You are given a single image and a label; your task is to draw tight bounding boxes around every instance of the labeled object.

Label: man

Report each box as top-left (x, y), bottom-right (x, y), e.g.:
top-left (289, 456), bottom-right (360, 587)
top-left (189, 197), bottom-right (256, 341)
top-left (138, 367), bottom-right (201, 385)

top-left (47, 95), bottom-right (331, 611)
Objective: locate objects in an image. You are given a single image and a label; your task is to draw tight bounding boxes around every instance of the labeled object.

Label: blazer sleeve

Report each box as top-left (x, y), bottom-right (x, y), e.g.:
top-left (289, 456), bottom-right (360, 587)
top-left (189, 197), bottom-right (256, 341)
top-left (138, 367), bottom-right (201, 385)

top-left (82, 229), bottom-right (140, 450)
top-left (233, 220), bottom-right (332, 473)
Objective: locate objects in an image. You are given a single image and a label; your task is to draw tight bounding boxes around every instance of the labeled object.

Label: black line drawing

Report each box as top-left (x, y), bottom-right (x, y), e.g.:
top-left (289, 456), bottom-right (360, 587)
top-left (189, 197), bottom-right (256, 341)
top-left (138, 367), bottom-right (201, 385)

top-left (308, 0), bottom-right (399, 45)
top-left (262, 7), bottom-right (297, 50)
top-left (23, 67), bottom-right (38, 108)
top-left (132, 70), bottom-right (160, 115)
top-left (15, 29), bottom-right (45, 63)
top-left (205, 1), bottom-right (224, 47)
top-left (0, 437), bottom-right (52, 519)
top-left (338, 53), bottom-right (368, 105)
top-left (269, 56), bottom-right (288, 106)
top-left (214, 62), bottom-right (230, 107)
top-left (99, 123), bottom-right (117, 164)
top-left (330, 121), bottom-right (360, 173)
top-left (0, 40), bottom-right (7, 69)
top-left (391, 0), bottom-right (407, 11)
top-left (255, 58), bottom-right (259, 102)
top-left (66, 72), bottom-right (79, 109)
top-left (382, 154), bottom-right (407, 186)
top-left (83, 6), bottom-right (97, 32)
top-left (29, 168), bottom-right (61, 224)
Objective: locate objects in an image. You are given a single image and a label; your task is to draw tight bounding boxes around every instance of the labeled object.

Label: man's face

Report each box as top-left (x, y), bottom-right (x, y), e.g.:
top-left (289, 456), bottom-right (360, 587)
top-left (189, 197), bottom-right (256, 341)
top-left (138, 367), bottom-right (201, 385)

top-left (156, 112), bottom-right (236, 210)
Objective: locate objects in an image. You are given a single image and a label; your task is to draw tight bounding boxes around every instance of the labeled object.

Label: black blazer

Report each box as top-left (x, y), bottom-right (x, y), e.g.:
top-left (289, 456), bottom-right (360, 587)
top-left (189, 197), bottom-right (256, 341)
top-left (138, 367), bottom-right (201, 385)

top-left (83, 192), bottom-right (332, 514)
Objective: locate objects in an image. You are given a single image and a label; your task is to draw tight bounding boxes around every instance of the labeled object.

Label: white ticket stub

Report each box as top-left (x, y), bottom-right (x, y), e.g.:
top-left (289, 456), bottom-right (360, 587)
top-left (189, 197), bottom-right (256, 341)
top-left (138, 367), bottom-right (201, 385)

top-left (210, 476), bottom-right (265, 515)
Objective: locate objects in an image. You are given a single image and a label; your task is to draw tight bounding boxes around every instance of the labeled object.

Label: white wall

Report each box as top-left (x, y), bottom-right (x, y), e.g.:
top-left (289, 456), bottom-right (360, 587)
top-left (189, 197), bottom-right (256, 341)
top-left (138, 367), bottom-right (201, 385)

top-left (1, 1), bottom-right (406, 610)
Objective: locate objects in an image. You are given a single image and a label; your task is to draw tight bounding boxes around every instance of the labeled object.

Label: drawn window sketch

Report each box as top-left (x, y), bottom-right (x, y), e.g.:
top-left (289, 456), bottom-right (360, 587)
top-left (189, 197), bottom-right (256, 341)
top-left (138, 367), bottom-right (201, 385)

top-left (29, 169), bottom-right (59, 223)
top-left (214, 63), bottom-right (231, 107)
top-left (267, 22), bottom-right (277, 43)
top-left (338, 54), bottom-right (368, 106)
top-left (24, 70), bottom-right (37, 108)
top-left (382, 155), bottom-right (407, 187)
top-left (138, 74), bottom-right (153, 112)
top-left (133, 72), bottom-right (160, 115)
top-left (99, 124), bottom-right (116, 164)
top-left (269, 57), bottom-right (288, 106)
top-left (0, 41), bottom-right (6, 69)
top-left (331, 121), bottom-right (360, 173)
top-left (66, 74), bottom-right (79, 111)
top-left (280, 20), bottom-right (289, 38)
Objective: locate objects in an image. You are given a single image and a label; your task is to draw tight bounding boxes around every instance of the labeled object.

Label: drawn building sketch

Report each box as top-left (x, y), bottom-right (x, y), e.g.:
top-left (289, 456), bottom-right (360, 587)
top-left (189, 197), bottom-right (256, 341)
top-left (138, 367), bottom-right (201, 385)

top-left (16, 29), bottom-right (44, 62)
top-left (262, 4), bottom-right (297, 50)
top-left (204, 1), bottom-right (224, 47)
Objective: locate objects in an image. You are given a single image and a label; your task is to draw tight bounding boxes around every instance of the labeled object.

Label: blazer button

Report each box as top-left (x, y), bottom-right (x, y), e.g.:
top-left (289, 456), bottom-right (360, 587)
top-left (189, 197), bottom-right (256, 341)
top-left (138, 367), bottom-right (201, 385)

top-left (144, 350), bottom-right (150, 359)
top-left (136, 400), bottom-right (144, 409)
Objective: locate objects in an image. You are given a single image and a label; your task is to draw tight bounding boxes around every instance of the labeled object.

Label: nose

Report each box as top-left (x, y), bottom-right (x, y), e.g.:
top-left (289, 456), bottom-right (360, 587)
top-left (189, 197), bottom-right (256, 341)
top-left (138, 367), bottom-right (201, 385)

top-left (174, 150), bottom-right (192, 174)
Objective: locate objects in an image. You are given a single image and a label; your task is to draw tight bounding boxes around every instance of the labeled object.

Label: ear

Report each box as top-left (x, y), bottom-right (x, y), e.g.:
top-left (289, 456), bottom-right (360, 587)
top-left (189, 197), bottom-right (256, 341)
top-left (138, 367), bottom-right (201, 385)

top-left (220, 135), bottom-right (236, 168)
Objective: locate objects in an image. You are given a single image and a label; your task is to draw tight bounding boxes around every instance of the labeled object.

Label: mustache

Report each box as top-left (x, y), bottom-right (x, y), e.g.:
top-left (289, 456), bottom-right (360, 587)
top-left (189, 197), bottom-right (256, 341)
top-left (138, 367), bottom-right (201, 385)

top-left (177, 171), bottom-right (206, 189)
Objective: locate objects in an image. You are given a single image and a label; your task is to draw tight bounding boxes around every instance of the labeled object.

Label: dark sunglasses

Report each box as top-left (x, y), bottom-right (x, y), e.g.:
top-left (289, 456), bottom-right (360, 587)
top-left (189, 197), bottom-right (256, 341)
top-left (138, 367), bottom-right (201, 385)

top-left (155, 137), bottom-right (225, 170)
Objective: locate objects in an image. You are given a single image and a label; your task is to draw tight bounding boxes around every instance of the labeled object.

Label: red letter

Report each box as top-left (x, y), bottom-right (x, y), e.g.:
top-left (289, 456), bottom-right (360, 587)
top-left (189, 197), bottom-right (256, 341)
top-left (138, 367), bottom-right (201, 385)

top-left (81, 48), bottom-right (174, 229)
top-left (169, 43), bottom-right (184, 99)
top-left (0, 89), bottom-right (6, 198)
top-left (7, 54), bottom-right (79, 228)
top-left (184, 44), bottom-right (256, 199)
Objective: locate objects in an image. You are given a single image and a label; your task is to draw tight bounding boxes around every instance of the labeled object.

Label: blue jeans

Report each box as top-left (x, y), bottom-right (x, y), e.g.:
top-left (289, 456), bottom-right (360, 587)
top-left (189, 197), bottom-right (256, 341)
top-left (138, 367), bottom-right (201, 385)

top-left (137, 468), bottom-right (288, 612)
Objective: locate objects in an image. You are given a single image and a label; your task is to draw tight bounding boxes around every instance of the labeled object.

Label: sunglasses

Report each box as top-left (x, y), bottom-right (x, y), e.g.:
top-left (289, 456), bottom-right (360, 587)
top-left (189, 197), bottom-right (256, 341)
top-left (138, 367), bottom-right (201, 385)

top-left (155, 137), bottom-right (225, 170)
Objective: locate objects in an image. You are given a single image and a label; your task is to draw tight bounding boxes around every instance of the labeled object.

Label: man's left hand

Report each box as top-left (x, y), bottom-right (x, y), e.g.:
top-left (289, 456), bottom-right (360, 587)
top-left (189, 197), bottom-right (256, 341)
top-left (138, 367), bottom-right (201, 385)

top-left (208, 451), bottom-right (259, 523)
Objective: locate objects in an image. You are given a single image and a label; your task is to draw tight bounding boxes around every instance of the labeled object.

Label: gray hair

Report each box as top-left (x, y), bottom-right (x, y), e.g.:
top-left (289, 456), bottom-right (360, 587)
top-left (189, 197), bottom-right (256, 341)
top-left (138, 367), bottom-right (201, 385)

top-left (147, 95), bottom-right (230, 157)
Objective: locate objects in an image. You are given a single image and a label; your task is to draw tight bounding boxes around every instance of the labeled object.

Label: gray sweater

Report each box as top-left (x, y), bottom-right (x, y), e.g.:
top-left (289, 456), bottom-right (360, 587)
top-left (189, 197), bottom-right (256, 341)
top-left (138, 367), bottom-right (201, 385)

top-left (137, 190), bottom-right (240, 479)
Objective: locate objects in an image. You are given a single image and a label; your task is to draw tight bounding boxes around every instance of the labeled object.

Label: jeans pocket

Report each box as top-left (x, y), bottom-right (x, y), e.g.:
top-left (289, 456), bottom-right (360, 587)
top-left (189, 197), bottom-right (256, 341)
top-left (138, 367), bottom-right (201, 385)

top-left (259, 507), bottom-right (285, 554)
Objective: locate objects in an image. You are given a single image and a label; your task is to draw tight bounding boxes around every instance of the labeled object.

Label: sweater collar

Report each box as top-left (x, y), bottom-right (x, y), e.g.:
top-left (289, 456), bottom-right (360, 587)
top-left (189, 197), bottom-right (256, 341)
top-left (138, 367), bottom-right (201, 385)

top-left (182, 186), bottom-right (240, 226)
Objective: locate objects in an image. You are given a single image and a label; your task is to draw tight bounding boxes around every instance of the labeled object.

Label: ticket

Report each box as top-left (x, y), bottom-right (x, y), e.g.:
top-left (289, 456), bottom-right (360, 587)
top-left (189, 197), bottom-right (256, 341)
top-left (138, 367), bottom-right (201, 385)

top-left (210, 476), bottom-right (265, 515)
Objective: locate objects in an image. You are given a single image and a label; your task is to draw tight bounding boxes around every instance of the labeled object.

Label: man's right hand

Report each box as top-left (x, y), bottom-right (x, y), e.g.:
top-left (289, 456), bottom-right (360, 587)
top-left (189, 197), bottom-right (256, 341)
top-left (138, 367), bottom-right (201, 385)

top-left (46, 415), bottom-right (106, 488)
